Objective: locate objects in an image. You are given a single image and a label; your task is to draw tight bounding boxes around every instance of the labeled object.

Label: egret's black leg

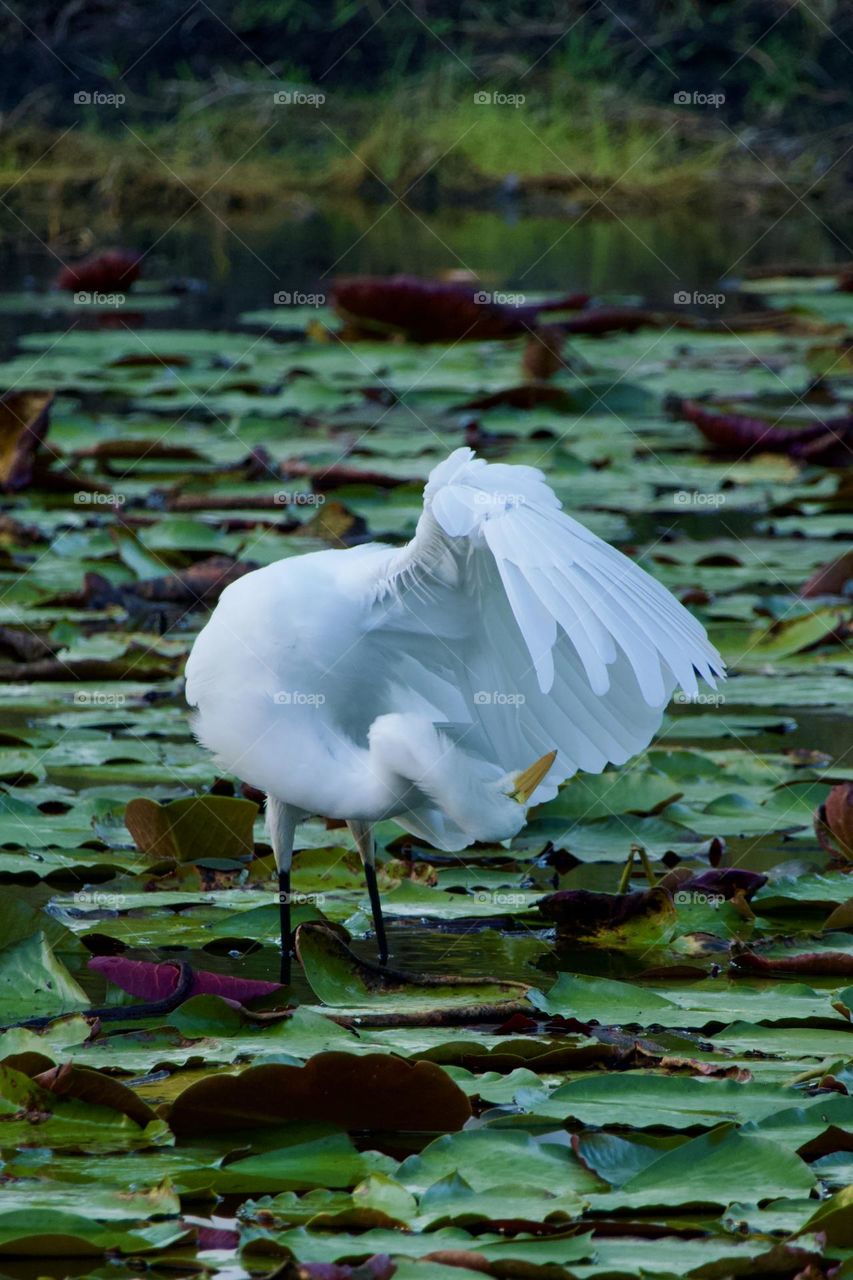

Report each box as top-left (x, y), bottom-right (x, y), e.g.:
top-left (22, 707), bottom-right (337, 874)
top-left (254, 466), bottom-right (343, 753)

top-left (364, 859), bottom-right (389, 965)
top-left (347, 819), bottom-right (388, 966)
top-left (268, 796), bottom-right (300, 986)
top-left (278, 867), bottom-right (291, 985)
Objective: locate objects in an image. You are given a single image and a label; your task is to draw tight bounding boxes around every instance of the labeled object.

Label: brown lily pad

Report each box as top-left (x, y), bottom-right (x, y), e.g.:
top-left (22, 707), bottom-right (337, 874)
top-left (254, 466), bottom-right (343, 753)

top-left (0, 625), bottom-right (57, 663)
top-left (166, 1052), bottom-right (471, 1135)
top-left (659, 867), bottom-right (768, 901)
top-left (0, 390), bottom-right (54, 491)
top-left (816, 782), bottom-right (853, 861)
top-left (30, 1062), bottom-right (158, 1128)
top-left (124, 794), bottom-right (258, 863)
top-left (538, 885), bottom-right (677, 949)
top-left (521, 325), bottom-right (566, 381)
top-left (730, 947), bottom-right (853, 978)
top-left (801, 551), bottom-right (853, 597)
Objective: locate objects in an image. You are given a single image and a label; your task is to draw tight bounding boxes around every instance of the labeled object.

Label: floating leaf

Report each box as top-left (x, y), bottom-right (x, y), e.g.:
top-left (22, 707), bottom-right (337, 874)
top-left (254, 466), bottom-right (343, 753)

top-left (89, 955), bottom-right (282, 1003)
top-left (296, 923), bottom-right (530, 1015)
top-left (0, 390), bottom-right (54, 491)
top-left (590, 1127), bottom-right (815, 1209)
top-left (56, 249), bottom-right (142, 293)
top-left (731, 947), bottom-right (853, 977)
top-left (398, 1129), bottom-right (603, 1196)
top-left (167, 1052), bottom-right (471, 1135)
top-left (332, 275), bottom-right (587, 342)
top-left (537, 886), bottom-right (677, 949)
top-left (124, 794), bottom-right (258, 862)
top-left (0, 1061), bottom-right (170, 1150)
top-left (669, 395), bottom-right (853, 464)
top-left (817, 782), bottom-right (853, 861)
top-left (801, 550), bottom-right (853, 597)
top-left (0, 932), bottom-right (88, 1022)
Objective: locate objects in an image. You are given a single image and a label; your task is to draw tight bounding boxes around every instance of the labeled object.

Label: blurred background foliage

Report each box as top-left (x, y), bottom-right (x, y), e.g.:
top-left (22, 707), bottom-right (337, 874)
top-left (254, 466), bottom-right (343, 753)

top-left (0, 1), bottom-right (850, 213)
top-left (2, 0), bottom-right (850, 123)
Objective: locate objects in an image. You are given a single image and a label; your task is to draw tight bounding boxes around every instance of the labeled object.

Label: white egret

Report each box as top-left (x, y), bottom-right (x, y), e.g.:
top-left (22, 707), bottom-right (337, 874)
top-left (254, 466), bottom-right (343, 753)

top-left (185, 448), bottom-right (723, 981)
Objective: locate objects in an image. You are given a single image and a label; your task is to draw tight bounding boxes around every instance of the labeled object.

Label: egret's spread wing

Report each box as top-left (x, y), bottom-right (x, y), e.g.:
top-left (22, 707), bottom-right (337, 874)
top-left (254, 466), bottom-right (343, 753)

top-left (377, 447), bottom-right (724, 798)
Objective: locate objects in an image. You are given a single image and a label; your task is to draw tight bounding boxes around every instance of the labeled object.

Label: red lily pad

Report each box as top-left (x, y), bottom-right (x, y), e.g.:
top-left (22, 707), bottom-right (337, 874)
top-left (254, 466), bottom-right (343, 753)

top-left (332, 274), bottom-right (587, 342)
top-left (56, 249), bottom-right (142, 293)
top-left (89, 956), bottom-right (281, 1003)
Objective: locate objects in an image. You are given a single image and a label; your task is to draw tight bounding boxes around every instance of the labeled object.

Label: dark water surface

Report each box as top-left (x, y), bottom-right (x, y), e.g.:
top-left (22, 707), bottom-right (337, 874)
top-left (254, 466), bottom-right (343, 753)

top-left (1, 195), bottom-right (848, 342)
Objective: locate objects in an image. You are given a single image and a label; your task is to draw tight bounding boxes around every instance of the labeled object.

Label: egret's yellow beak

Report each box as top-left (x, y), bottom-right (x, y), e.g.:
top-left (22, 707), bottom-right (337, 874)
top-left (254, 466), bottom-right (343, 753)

top-left (510, 749), bottom-right (557, 804)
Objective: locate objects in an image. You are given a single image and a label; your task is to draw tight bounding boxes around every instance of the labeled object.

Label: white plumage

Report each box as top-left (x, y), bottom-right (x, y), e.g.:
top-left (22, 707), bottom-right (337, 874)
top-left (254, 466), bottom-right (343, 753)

top-left (185, 447), bottom-right (724, 975)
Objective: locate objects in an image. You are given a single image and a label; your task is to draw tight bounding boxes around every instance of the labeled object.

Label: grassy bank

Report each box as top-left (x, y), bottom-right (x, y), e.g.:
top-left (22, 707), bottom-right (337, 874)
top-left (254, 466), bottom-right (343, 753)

top-left (2, 0), bottom-right (850, 230)
top-left (1, 69), bottom-right (846, 232)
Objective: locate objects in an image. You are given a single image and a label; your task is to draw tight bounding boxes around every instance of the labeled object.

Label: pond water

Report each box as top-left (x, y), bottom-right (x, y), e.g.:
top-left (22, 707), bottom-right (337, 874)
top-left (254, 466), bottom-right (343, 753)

top-left (0, 196), bottom-right (850, 1015)
top-left (1, 196), bottom-right (848, 341)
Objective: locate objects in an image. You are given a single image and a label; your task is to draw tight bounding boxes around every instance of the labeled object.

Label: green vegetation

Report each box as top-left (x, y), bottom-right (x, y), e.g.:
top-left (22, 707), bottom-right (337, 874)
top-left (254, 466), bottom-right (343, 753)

top-left (0, 1), bottom-right (851, 1269)
top-left (0, 270), bottom-right (851, 1273)
top-left (0, 80), bottom-right (731, 216)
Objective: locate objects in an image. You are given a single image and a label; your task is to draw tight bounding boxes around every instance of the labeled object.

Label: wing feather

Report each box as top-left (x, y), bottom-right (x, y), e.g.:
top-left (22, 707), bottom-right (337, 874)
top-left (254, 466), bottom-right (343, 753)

top-left (373, 447), bottom-right (724, 793)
